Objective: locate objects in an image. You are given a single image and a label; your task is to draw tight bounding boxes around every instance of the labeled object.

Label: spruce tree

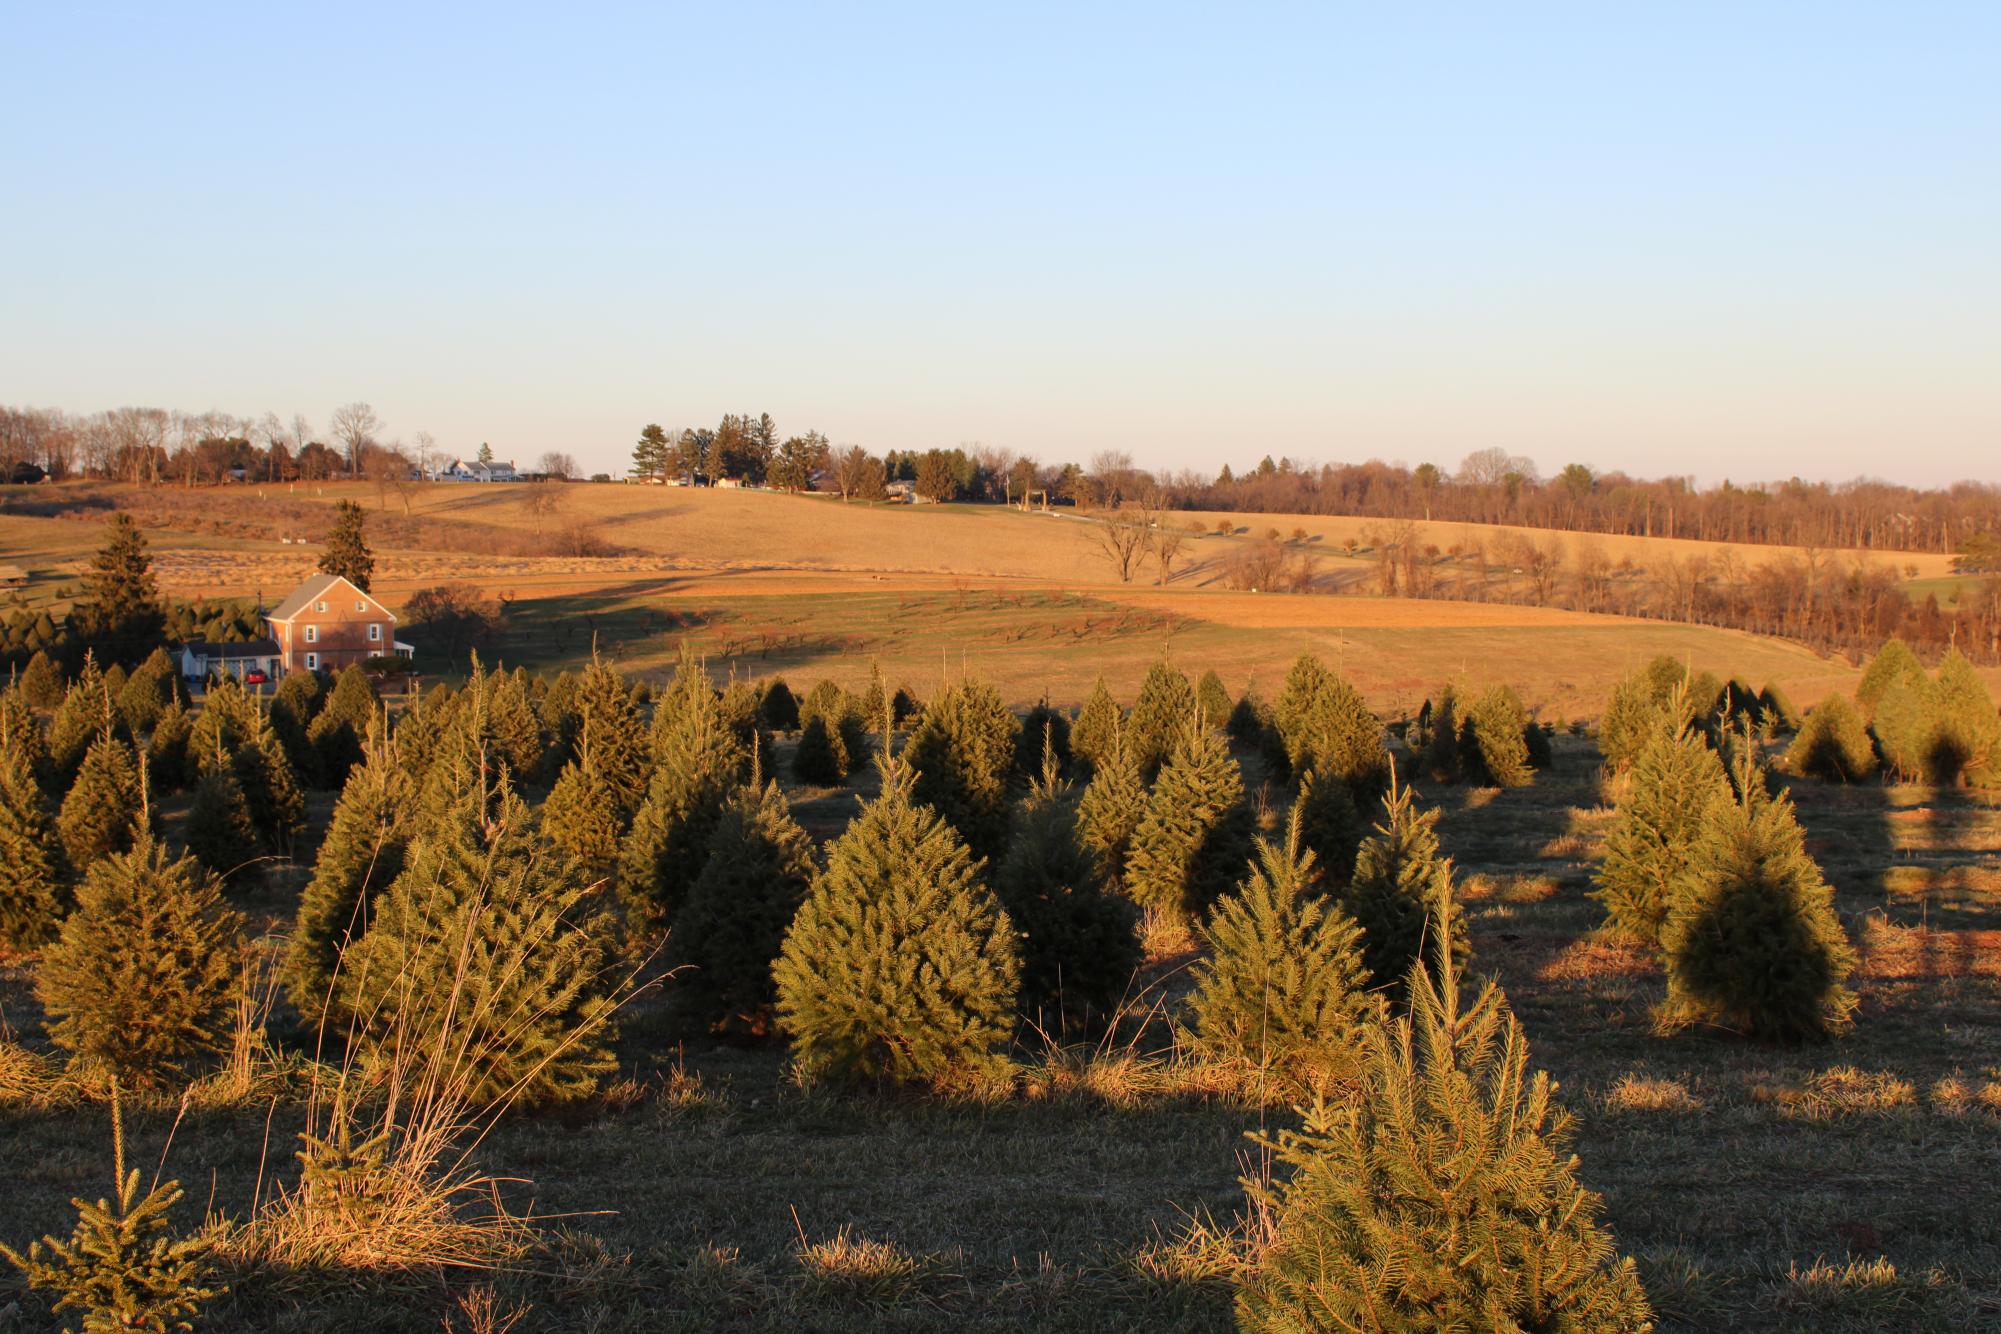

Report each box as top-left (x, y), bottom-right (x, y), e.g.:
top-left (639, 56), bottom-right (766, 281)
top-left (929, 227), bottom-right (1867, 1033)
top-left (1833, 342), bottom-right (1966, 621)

top-left (1294, 767), bottom-right (1363, 888)
top-left (282, 718), bottom-right (411, 1022)
top-left (676, 779), bottom-right (817, 1037)
top-left (1123, 720), bottom-right (1254, 920)
top-left (306, 662), bottom-right (377, 787)
top-left (1785, 695), bottom-right (1876, 783)
top-left (1758, 681), bottom-right (1803, 732)
top-left (1237, 913), bottom-right (1653, 1332)
top-left (1870, 670), bottom-right (1936, 784)
top-left (317, 499), bottom-right (375, 590)
top-left (1185, 809), bottom-right (1378, 1096)
top-left (1459, 684), bottom-right (1534, 788)
top-left (1075, 717), bottom-right (1149, 891)
top-left (1856, 637), bottom-right (1925, 715)
top-left (226, 705), bottom-right (307, 855)
top-left (144, 698), bottom-right (192, 792)
top-left (1597, 655), bottom-right (1685, 770)
top-left (618, 657), bottom-right (743, 932)
top-left (856, 659), bottom-right (890, 733)
top-left (542, 720), bottom-right (628, 888)
top-left (1592, 693), bottom-right (1730, 947)
top-left (1340, 774), bottom-right (1467, 996)
top-left (36, 839), bottom-right (245, 1087)
top-left (1272, 651), bottom-right (1332, 775)
top-left (1417, 685), bottom-right (1462, 783)
top-left (905, 676), bottom-right (1020, 862)
top-left (536, 669), bottom-right (580, 768)
top-left (716, 676), bottom-right (771, 779)
top-left (0, 715), bottom-right (64, 950)
top-left (70, 512), bottom-right (164, 663)
top-left (484, 665), bottom-right (547, 779)
top-left (993, 756), bottom-right (1140, 1027)
top-left (335, 761), bottom-right (618, 1107)
top-left (759, 677), bottom-right (800, 731)
top-left (1291, 670), bottom-right (1390, 802)
top-left (0, 685), bottom-right (52, 788)
top-left (774, 759), bottom-right (1019, 1085)
top-left (115, 647), bottom-right (177, 736)
top-left (1128, 658), bottom-right (1196, 774)
top-left (1226, 685), bottom-right (1270, 745)
top-left (791, 710), bottom-right (851, 786)
top-left (563, 654), bottom-right (649, 821)
top-left (1196, 669), bottom-right (1232, 732)
top-left (267, 668), bottom-right (322, 778)
top-left (1931, 647), bottom-right (2001, 787)
top-left (1014, 700), bottom-right (1071, 779)
top-left (184, 764), bottom-right (261, 886)
top-left (58, 734), bottom-right (147, 871)
top-left (1660, 749), bottom-right (1858, 1041)
top-left (49, 656), bottom-right (118, 787)
top-left (20, 649), bottom-right (64, 709)
top-left (1069, 677), bottom-right (1122, 773)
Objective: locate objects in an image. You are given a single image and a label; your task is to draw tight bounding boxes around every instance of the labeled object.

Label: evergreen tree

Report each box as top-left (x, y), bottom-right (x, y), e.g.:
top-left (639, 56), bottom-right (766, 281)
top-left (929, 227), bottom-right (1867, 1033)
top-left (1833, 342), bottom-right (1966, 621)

top-left (1459, 685), bottom-right (1534, 788)
top-left (317, 499), bottom-right (375, 590)
top-left (1294, 767), bottom-right (1363, 888)
top-left (716, 676), bottom-right (770, 779)
top-left (993, 756), bottom-right (1140, 1027)
top-left (70, 513), bottom-right (164, 663)
top-left (144, 698), bottom-right (192, 792)
top-left (1592, 693), bottom-right (1730, 947)
top-left (542, 721), bottom-right (628, 888)
top-left (115, 647), bottom-right (177, 736)
top-left (1856, 637), bottom-right (1925, 715)
top-left (266, 668), bottom-right (320, 781)
top-left (1785, 695), bottom-right (1877, 783)
top-left (335, 762), bottom-right (618, 1107)
top-left (536, 669), bottom-right (581, 766)
top-left (486, 665), bottom-right (547, 778)
top-left (306, 662), bottom-right (378, 786)
top-left (1185, 809), bottom-right (1378, 1096)
top-left (183, 764), bottom-right (261, 885)
top-left (0, 715), bottom-right (64, 950)
top-left (856, 659), bottom-right (890, 733)
top-left (1123, 720), bottom-right (1255, 920)
top-left (224, 704), bottom-right (307, 855)
top-left (1196, 670), bottom-right (1233, 732)
top-left (1870, 670), bottom-right (1937, 784)
top-left (58, 734), bottom-right (147, 870)
top-left (1340, 774), bottom-right (1467, 996)
top-left (1660, 749), bottom-right (1858, 1041)
top-left (774, 759), bottom-right (1019, 1084)
top-left (0, 683), bottom-right (52, 792)
top-left (1127, 658), bottom-right (1196, 774)
top-left (36, 839), bottom-right (245, 1087)
top-left (1290, 670), bottom-right (1390, 801)
top-left (1931, 647), bottom-right (2001, 787)
top-left (1075, 717), bottom-right (1149, 891)
top-left (557, 654), bottom-right (648, 813)
top-left (1272, 651), bottom-right (1332, 775)
top-left (49, 656), bottom-right (118, 787)
top-left (1237, 913), bottom-right (1653, 1332)
top-left (791, 710), bottom-right (851, 786)
top-left (1597, 655), bottom-right (1686, 770)
top-left (905, 676), bottom-right (1020, 862)
top-left (677, 779), bottom-right (817, 1036)
top-left (1069, 677), bottom-right (1122, 773)
top-left (1416, 685), bottom-right (1462, 783)
top-left (20, 649), bottom-right (64, 709)
top-left (1014, 700), bottom-right (1071, 779)
top-left (282, 718), bottom-right (411, 1022)
top-left (618, 657), bottom-right (742, 932)
top-left (1226, 685), bottom-right (1271, 745)
top-left (759, 677), bottom-right (800, 730)
top-left (1758, 681), bottom-right (1803, 732)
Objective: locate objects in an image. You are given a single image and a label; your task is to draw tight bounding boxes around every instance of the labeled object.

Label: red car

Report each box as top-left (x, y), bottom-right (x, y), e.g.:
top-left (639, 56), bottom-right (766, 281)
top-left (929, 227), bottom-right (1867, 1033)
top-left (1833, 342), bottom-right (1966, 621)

top-left (244, 669), bottom-right (269, 685)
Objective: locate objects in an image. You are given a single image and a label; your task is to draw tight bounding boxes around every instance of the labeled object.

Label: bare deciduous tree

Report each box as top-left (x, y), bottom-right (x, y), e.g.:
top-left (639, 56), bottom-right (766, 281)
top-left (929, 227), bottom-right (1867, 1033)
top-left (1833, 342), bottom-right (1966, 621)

top-left (329, 402), bottom-right (381, 478)
top-left (833, 445), bottom-right (884, 502)
top-left (537, 451), bottom-right (577, 480)
top-left (1091, 502), bottom-right (1156, 583)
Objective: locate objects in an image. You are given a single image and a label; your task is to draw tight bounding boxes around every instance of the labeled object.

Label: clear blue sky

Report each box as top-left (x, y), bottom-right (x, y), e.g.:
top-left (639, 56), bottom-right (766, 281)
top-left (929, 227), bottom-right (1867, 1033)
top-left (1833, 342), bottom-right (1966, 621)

top-left (4, 3), bottom-right (1996, 485)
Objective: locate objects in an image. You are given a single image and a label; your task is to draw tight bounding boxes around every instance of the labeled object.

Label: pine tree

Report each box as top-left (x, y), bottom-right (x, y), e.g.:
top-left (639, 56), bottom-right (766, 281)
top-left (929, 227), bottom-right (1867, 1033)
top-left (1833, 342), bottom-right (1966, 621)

top-left (184, 764), bottom-right (260, 885)
top-left (791, 710), bottom-right (851, 786)
top-left (306, 662), bottom-right (378, 787)
top-left (905, 677), bottom-right (1020, 862)
top-left (0, 714), bottom-right (64, 950)
top-left (1123, 720), bottom-right (1254, 920)
top-left (1758, 681), bottom-right (1803, 732)
top-left (1597, 655), bottom-right (1686, 770)
top-left (1075, 718), bottom-right (1149, 891)
top-left (1340, 774), bottom-right (1467, 996)
top-left (36, 839), bottom-right (245, 1087)
top-left (1592, 693), bottom-right (1730, 947)
top-left (335, 762), bottom-right (618, 1107)
top-left (1871, 670), bottom-right (1937, 783)
top-left (1294, 767), bottom-right (1363, 888)
top-left (317, 499), bottom-right (375, 590)
top-left (1931, 647), bottom-right (2001, 787)
top-left (1128, 659), bottom-right (1196, 774)
top-left (1185, 809), bottom-right (1378, 1096)
top-left (1287, 668), bottom-right (1390, 801)
top-left (20, 649), bottom-right (64, 709)
top-left (70, 513), bottom-right (164, 663)
top-left (1856, 637), bottom-right (1925, 715)
top-left (1237, 911), bottom-right (1653, 1332)
top-left (773, 759), bottom-right (1019, 1084)
top-left (58, 734), bottom-right (147, 870)
top-left (993, 757), bottom-right (1140, 1027)
top-left (676, 779), bottom-right (817, 1036)
top-left (1785, 695), bottom-right (1876, 783)
top-left (1069, 677), bottom-right (1122, 773)
top-left (49, 656), bottom-right (118, 787)
top-left (1, 1095), bottom-right (221, 1333)
top-left (759, 677), bottom-right (800, 730)
top-left (618, 657), bottom-right (743, 932)
top-left (283, 719), bottom-right (411, 1022)
top-left (1660, 749), bottom-right (1858, 1041)
top-left (1196, 670), bottom-right (1233, 732)
top-left (1459, 685), bottom-right (1534, 788)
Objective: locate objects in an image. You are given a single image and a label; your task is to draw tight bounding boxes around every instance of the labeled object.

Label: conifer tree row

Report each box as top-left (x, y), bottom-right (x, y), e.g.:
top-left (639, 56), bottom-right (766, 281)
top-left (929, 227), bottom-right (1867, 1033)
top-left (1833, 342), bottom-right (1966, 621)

top-left (1123, 718), bottom-right (1253, 921)
top-left (0, 709), bottom-right (65, 951)
top-left (1593, 687), bottom-right (1730, 946)
top-left (676, 776), bottom-right (817, 1037)
top-left (1339, 770), bottom-right (1467, 997)
top-left (905, 676), bottom-right (1020, 863)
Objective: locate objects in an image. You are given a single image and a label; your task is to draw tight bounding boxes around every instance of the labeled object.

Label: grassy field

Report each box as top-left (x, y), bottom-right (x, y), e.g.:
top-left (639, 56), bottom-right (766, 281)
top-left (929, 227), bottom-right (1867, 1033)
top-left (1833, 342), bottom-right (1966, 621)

top-left (3, 733), bottom-right (1997, 1331)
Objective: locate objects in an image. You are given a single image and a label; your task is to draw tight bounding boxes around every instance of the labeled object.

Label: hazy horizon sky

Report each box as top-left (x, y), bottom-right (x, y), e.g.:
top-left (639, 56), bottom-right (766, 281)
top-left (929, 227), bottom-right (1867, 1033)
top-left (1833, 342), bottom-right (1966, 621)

top-left (5, 4), bottom-right (1997, 487)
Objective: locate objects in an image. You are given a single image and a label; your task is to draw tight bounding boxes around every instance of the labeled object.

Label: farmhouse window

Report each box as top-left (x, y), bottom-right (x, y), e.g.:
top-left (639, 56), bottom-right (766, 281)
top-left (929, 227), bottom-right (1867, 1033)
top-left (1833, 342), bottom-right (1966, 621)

top-left (305, 625), bottom-right (318, 643)
top-left (356, 600), bottom-right (366, 611)
top-left (305, 652), bottom-right (318, 670)
top-left (316, 600), bottom-right (328, 612)
top-left (368, 623), bottom-right (381, 642)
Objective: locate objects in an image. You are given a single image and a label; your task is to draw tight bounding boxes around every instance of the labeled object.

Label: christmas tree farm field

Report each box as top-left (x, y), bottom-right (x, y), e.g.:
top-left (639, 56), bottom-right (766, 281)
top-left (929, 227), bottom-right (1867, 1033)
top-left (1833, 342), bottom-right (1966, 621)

top-left (2, 741), bottom-right (1997, 1331)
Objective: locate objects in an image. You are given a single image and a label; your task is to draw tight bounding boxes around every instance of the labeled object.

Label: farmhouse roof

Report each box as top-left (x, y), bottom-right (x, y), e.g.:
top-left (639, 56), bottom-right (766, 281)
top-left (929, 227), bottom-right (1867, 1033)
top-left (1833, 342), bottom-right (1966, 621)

top-left (185, 638), bottom-right (280, 659)
top-left (267, 572), bottom-right (391, 622)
